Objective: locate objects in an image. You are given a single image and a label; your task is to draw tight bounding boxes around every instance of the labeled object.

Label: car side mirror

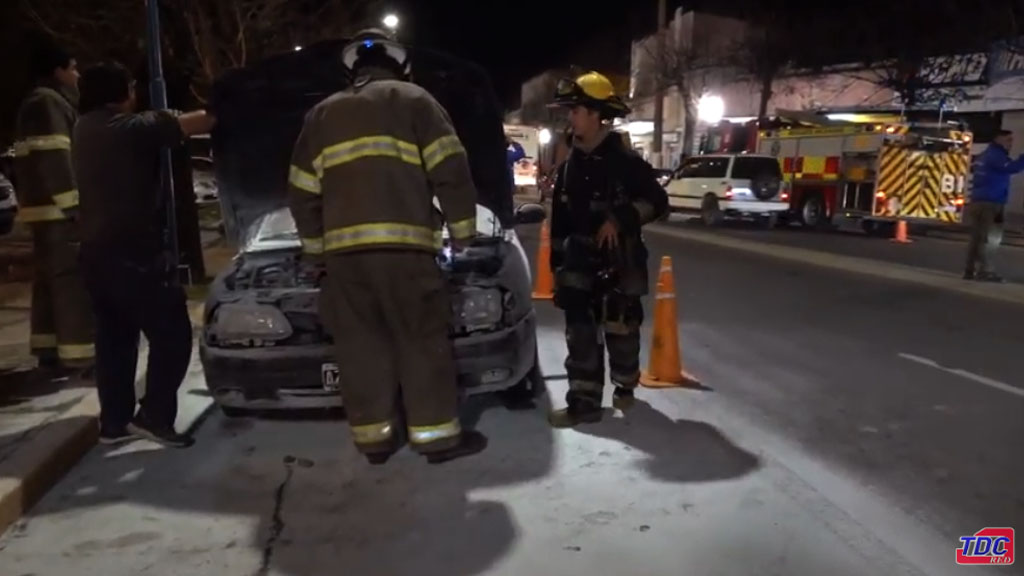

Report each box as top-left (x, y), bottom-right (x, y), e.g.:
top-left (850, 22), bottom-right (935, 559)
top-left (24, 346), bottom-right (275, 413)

top-left (514, 202), bottom-right (547, 225)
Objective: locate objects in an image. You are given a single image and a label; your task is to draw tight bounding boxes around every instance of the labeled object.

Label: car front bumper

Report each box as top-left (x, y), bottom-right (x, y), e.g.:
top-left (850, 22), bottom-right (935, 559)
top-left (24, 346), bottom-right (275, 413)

top-left (200, 309), bottom-right (537, 411)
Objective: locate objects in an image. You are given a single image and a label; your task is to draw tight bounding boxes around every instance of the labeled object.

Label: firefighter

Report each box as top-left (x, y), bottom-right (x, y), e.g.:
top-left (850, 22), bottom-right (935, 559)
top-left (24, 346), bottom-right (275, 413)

top-left (546, 71), bottom-right (669, 428)
top-left (287, 29), bottom-right (487, 465)
top-left (73, 61), bottom-right (215, 447)
top-left (13, 37), bottom-right (95, 375)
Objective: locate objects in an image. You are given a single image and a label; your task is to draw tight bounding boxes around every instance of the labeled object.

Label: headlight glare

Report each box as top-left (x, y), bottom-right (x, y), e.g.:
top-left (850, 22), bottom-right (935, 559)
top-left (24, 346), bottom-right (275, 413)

top-left (211, 303), bottom-right (294, 342)
top-left (451, 287), bottom-right (503, 331)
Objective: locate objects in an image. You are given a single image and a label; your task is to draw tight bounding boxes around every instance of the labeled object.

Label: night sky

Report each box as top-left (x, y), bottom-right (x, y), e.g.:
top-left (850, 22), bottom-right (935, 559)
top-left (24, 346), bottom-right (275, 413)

top-left (400, 0), bottom-right (672, 105)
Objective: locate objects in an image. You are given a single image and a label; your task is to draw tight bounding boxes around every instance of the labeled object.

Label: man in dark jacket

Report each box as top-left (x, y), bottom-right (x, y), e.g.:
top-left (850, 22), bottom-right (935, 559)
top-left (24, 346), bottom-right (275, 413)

top-left (73, 62), bottom-right (215, 447)
top-left (546, 71), bottom-right (669, 428)
top-left (965, 130), bottom-right (1024, 282)
top-left (13, 37), bottom-right (95, 374)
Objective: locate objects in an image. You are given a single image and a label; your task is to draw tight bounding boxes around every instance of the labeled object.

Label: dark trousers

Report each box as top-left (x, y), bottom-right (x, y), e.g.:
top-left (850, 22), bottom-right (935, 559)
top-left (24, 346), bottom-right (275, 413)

top-left (82, 250), bottom-right (193, 431)
top-left (964, 201), bottom-right (1004, 274)
top-left (562, 290), bottom-right (643, 409)
top-left (322, 251), bottom-right (461, 455)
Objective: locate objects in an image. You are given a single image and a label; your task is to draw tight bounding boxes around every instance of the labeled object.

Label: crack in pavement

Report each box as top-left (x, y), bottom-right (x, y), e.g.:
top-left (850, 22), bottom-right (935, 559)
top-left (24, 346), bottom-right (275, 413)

top-left (255, 457), bottom-right (295, 576)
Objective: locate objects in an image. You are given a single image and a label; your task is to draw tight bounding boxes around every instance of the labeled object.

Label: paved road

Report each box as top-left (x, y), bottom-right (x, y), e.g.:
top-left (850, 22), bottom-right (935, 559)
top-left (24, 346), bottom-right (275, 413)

top-left (1, 224), bottom-right (1022, 575)
top-left (658, 214), bottom-right (1024, 283)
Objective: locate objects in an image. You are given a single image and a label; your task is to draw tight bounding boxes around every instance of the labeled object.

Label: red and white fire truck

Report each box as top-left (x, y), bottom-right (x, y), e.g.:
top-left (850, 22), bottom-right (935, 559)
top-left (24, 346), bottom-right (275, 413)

top-left (699, 117), bottom-right (974, 230)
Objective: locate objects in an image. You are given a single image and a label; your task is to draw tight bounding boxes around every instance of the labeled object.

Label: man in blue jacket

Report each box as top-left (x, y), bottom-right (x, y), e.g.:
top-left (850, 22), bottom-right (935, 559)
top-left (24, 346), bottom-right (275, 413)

top-left (506, 137), bottom-right (526, 195)
top-left (965, 130), bottom-right (1024, 282)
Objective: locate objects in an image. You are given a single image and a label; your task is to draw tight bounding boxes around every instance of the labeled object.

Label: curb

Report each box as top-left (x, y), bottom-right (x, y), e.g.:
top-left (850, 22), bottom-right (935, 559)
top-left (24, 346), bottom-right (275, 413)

top-left (0, 300), bottom-right (208, 536)
top-left (921, 229), bottom-right (1024, 248)
top-left (647, 224), bottom-right (1024, 306)
top-left (0, 393), bottom-right (98, 535)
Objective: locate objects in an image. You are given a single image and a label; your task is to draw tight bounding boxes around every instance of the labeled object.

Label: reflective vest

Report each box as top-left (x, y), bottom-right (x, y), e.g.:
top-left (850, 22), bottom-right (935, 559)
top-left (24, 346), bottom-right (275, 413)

top-left (13, 85), bottom-right (79, 223)
top-left (288, 73), bottom-right (477, 257)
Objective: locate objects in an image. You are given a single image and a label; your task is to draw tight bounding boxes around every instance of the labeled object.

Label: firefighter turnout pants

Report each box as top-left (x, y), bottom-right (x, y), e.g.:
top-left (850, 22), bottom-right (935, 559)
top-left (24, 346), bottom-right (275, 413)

top-left (29, 220), bottom-right (95, 367)
top-left (323, 251), bottom-right (463, 455)
top-left (562, 289), bottom-right (643, 410)
top-left (81, 249), bottom-right (193, 431)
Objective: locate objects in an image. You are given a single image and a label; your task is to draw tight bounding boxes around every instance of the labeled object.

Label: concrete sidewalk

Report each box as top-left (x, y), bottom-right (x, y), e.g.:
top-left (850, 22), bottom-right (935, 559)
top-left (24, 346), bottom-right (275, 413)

top-left (0, 241), bottom-right (235, 535)
top-left (647, 223), bottom-right (1024, 306)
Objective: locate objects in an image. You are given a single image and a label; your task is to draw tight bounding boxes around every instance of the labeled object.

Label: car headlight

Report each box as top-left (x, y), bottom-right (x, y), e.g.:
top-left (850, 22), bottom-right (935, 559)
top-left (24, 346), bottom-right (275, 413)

top-left (451, 287), bottom-right (503, 332)
top-left (210, 303), bottom-right (293, 343)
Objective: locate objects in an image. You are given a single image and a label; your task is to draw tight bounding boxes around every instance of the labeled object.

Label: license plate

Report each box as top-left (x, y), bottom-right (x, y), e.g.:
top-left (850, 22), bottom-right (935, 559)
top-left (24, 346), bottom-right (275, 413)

top-left (321, 363), bottom-right (341, 392)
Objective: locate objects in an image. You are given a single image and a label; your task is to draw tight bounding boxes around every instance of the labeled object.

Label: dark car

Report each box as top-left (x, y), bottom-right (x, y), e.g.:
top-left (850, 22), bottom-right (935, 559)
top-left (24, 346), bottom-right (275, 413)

top-left (201, 39), bottom-right (546, 415)
top-left (0, 148), bottom-right (18, 235)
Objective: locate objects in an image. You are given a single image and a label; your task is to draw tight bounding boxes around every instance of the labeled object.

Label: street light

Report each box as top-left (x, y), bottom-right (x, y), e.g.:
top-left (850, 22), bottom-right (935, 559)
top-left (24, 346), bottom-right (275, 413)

top-left (538, 128), bottom-right (552, 145)
top-left (697, 94), bottom-right (725, 124)
top-left (382, 13), bottom-right (399, 31)
top-left (294, 45), bottom-right (303, 52)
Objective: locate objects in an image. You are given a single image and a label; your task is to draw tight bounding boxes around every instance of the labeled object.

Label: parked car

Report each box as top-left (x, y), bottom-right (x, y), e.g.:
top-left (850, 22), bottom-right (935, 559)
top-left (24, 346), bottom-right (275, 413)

top-left (0, 147), bottom-right (18, 235)
top-left (201, 39), bottom-right (547, 415)
top-left (666, 153), bottom-right (788, 227)
top-left (191, 156), bottom-right (218, 203)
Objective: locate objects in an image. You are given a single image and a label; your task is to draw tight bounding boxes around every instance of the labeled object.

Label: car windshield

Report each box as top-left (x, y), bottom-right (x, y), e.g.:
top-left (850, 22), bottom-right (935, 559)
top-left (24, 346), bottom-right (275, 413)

top-left (242, 205), bottom-right (503, 253)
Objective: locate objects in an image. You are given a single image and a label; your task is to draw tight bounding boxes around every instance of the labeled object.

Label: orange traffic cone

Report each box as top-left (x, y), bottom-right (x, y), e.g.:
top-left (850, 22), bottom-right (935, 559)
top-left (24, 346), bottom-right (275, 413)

top-left (640, 256), bottom-right (700, 389)
top-left (891, 219), bottom-right (912, 244)
top-left (532, 219), bottom-right (555, 300)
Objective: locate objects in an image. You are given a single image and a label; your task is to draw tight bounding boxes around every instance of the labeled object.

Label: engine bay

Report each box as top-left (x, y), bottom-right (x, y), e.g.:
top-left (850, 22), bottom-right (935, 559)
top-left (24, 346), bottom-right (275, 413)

top-left (209, 237), bottom-right (519, 348)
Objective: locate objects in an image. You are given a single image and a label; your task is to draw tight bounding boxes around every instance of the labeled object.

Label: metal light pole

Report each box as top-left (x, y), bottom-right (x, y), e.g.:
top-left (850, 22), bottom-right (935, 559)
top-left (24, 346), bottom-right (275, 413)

top-left (145, 0), bottom-right (181, 282)
top-left (652, 0), bottom-right (667, 169)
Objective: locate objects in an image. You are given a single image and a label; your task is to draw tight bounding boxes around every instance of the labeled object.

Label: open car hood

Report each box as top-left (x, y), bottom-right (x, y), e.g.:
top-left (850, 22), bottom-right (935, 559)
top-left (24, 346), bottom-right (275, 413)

top-left (208, 39), bottom-right (513, 243)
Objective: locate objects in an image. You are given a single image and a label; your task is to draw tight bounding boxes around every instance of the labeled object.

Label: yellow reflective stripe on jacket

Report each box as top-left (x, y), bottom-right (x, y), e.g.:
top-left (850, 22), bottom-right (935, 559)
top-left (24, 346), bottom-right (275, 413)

top-left (408, 418), bottom-right (462, 445)
top-left (12, 134), bottom-right (71, 157)
top-left (421, 135), bottom-right (465, 171)
top-left (323, 222), bottom-right (437, 252)
top-left (319, 136), bottom-right (421, 171)
top-left (16, 205), bottom-right (66, 223)
top-left (58, 343), bottom-right (95, 361)
top-left (289, 165), bottom-right (321, 194)
top-left (53, 189), bottom-right (79, 210)
top-left (30, 333), bottom-right (57, 349)
top-left (448, 217), bottom-right (476, 239)
top-left (350, 420), bottom-right (395, 445)
top-left (301, 237), bottom-right (324, 255)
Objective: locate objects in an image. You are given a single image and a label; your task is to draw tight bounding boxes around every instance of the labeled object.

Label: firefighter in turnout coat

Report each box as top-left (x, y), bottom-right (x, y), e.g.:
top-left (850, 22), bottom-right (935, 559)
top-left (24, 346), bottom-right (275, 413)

top-left (287, 29), bottom-right (488, 465)
top-left (14, 39), bottom-right (95, 372)
top-left (547, 72), bottom-right (669, 428)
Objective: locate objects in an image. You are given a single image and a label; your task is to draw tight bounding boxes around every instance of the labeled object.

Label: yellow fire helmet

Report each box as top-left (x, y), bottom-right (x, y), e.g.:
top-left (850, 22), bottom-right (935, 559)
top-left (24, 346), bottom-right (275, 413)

top-left (551, 71), bottom-right (631, 119)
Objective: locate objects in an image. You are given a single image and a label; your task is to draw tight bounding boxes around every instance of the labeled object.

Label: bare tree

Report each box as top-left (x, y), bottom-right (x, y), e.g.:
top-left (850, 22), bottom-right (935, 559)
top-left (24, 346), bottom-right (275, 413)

top-left (642, 28), bottom-right (727, 156)
top-left (726, 8), bottom-right (797, 125)
top-left (164, 0), bottom-right (382, 102)
top-left (20, 0), bottom-right (143, 64)
top-left (20, 0), bottom-right (382, 103)
top-left (790, 0), bottom-right (1008, 109)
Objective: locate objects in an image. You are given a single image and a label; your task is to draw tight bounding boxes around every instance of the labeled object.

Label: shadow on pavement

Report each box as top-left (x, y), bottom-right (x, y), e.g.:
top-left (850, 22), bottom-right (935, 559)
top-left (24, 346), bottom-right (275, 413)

top-left (0, 369), bottom-right (92, 409)
top-left (6, 383), bottom-right (557, 576)
top-left (575, 399), bottom-right (760, 483)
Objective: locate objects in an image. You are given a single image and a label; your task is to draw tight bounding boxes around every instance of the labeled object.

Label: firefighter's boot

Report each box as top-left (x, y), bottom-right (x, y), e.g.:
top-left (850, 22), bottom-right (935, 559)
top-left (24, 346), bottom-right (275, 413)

top-left (612, 387), bottom-right (636, 412)
top-left (425, 430), bottom-right (488, 465)
top-left (548, 397), bottom-right (604, 429)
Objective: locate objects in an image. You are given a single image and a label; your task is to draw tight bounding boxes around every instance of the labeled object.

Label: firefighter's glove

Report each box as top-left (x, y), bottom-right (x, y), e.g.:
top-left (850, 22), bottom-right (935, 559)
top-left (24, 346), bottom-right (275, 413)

top-left (596, 216), bottom-right (620, 251)
top-left (611, 203), bottom-right (641, 232)
top-left (549, 244), bottom-right (565, 274)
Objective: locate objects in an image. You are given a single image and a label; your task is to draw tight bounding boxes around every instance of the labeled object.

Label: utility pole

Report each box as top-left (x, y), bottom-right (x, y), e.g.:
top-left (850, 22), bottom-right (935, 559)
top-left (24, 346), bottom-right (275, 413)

top-left (652, 0), bottom-right (667, 168)
top-left (144, 0), bottom-right (181, 283)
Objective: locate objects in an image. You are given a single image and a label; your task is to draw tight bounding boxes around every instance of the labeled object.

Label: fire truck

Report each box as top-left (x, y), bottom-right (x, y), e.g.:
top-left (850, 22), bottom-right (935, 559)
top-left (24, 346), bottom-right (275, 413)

top-left (757, 123), bottom-right (973, 229)
top-left (698, 115), bottom-right (974, 230)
